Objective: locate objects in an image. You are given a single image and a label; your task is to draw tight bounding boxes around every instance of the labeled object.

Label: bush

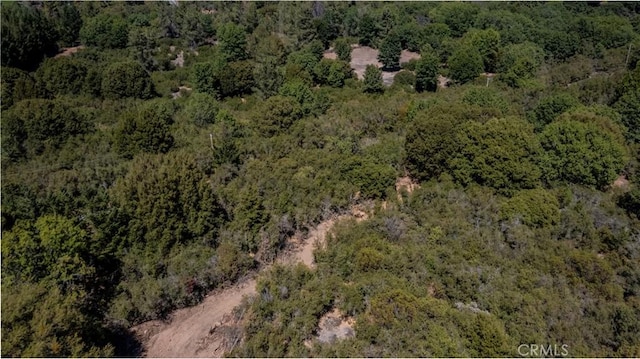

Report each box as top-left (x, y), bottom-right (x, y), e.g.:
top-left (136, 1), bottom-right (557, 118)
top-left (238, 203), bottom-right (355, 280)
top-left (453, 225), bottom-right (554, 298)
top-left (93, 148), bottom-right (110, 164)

top-left (501, 188), bottom-right (560, 228)
top-left (80, 14), bottom-right (128, 49)
top-left (114, 100), bottom-right (175, 158)
top-left (363, 65), bottom-right (384, 93)
top-left (540, 120), bottom-right (628, 189)
top-left (101, 61), bottom-right (155, 100)
top-left (182, 93), bottom-right (219, 127)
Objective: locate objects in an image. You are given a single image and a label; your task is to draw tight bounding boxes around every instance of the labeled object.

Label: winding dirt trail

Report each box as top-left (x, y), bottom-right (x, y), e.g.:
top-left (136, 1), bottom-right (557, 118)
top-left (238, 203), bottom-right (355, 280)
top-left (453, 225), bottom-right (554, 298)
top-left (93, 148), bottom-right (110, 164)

top-left (131, 206), bottom-right (369, 358)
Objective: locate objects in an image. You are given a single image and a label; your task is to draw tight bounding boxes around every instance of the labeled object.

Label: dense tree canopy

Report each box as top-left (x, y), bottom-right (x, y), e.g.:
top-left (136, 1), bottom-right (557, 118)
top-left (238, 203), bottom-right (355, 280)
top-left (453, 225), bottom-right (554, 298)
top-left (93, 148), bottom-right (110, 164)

top-left (1, 2), bottom-right (639, 357)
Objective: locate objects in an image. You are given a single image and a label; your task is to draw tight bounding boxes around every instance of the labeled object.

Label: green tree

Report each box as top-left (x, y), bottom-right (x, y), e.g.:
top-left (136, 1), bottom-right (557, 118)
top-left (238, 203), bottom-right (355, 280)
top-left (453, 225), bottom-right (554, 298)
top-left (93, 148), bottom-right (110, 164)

top-left (428, 3), bottom-right (478, 37)
top-left (79, 14), bottom-right (129, 49)
top-left (114, 100), bottom-right (175, 158)
top-left (101, 61), bottom-right (155, 100)
top-left (43, 2), bottom-right (83, 47)
top-left (219, 60), bottom-right (254, 98)
top-left (405, 113), bottom-right (466, 181)
top-left (1, 2), bottom-right (58, 70)
top-left (35, 57), bottom-right (87, 96)
top-left (378, 35), bottom-right (402, 70)
top-left (613, 66), bottom-right (640, 143)
top-left (449, 117), bottom-right (543, 193)
top-left (217, 22), bottom-right (247, 61)
top-left (1, 99), bottom-right (90, 160)
top-left (415, 50), bottom-right (439, 92)
top-left (501, 188), bottom-right (560, 228)
top-left (363, 65), bottom-right (384, 93)
top-left (182, 93), bottom-right (219, 127)
top-left (1, 67), bottom-right (41, 110)
top-left (498, 42), bottom-right (545, 87)
top-left (448, 45), bottom-right (483, 84)
top-left (530, 94), bottom-right (580, 131)
top-left (334, 37), bottom-right (352, 63)
top-left (461, 28), bottom-right (501, 73)
top-left (251, 96), bottom-right (303, 136)
top-left (539, 120), bottom-right (628, 189)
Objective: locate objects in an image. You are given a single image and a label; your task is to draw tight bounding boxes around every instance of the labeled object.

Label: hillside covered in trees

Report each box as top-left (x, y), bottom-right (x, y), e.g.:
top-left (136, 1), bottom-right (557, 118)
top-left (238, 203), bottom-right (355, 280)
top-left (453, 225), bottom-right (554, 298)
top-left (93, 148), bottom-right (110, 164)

top-left (2, 1), bottom-right (640, 357)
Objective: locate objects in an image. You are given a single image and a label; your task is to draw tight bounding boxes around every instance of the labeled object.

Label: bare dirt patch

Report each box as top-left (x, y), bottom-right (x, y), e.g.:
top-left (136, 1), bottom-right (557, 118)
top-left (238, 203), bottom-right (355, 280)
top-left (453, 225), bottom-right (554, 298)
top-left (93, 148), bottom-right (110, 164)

top-left (171, 85), bottom-right (192, 99)
top-left (314, 308), bottom-right (355, 344)
top-left (132, 205), bottom-right (369, 358)
top-left (613, 175), bottom-right (630, 189)
top-left (54, 45), bottom-right (85, 59)
top-left (171, 50), bottom-right (185, 68)
top-left (325, 45), bottom-right (420, 86)
top-left (438, 75), bottom-right (451, 88)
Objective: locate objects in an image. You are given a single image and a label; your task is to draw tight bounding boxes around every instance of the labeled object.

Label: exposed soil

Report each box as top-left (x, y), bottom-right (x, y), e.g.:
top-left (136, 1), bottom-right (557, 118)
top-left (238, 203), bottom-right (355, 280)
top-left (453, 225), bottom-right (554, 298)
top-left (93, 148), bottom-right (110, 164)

top-left (171, 50), bottom-right (185, 68)
top-left (54, 45), bottom-right (85, 59)
top-left (324, 45), bottom-right (421, 86)
top-left (131, 205), bottom-right (370, 358)
top-left (612, 175), bottom-right (630, 189)
top-left (438, 75), bottom-right (451, 88)
top-left (171, 86), bottom-right (192, 99)
top-left (314, 308), bottom-right (355, 344)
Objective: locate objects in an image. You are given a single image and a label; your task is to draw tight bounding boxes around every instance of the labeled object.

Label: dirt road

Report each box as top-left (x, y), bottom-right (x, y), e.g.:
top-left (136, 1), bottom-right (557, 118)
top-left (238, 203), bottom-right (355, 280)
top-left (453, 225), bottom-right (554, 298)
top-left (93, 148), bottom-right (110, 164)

top-left (131, 207), bottom-right (368, 357)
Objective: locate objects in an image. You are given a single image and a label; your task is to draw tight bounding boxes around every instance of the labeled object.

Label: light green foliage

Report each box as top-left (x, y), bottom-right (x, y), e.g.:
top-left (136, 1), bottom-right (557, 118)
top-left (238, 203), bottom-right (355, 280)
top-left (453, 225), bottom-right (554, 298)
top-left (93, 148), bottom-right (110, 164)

top-left (341, 157), bottom-right (396, 199)
top-left (363, 65), bottom-right (383, 93)
top-left (279, 80), bottom-right (328, 116)
top-left (114, 100), bottom-right (175, 158)
top-left (1, 2), bottom-right (58, 70)
top-left (101, 61), bottom-right (155, 99)
top-left (501, 188), bottom-right (560, 228)
top-left (80, 13), bottom-right (129, 49)
top-left (540, 120), bottom-right (628, 189)
top-left (462, 86), bottom-right (511, 117)
top-left (449, 117), bottom-right (543, 193)
top-left (182, 92), bottom-right (219, 127)
top-left (448, 44), bottom-right (484, 84)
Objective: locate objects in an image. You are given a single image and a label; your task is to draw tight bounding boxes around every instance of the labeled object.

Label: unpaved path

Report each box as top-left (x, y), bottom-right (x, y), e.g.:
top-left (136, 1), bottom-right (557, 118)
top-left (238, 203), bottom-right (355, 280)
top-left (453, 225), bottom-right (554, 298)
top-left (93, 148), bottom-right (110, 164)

top-left (131, 206), bottom-right (368, 358)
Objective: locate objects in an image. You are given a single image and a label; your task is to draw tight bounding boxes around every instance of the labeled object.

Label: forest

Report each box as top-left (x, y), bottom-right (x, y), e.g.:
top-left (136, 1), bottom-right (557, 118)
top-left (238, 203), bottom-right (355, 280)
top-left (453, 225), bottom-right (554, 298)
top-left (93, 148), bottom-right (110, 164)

top-left (1, 1), bottom-right (640, 357)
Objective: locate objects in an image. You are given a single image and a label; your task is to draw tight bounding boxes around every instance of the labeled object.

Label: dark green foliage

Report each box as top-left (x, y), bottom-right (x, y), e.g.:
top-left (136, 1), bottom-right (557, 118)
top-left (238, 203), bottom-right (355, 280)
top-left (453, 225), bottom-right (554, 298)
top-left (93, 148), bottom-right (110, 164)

top-left (498, 42), bottom-right (545, 87)
top-left (35, 57), bottom-right (87, 96)
top-left (392, 70), bottom-right (416, 89)
top-left (617, 189), bottom-right (640, 219)
top-left (414, 50), bottom-right (439, 92)
top-left (540, 120), bottom-right (628, 189)
top-left (43, 2), bottom-right (83, 47)
top-left (501, 188), bottom-right (560, 228)
top-left (279, 80), bottom-right (329, 116)
top-left (613, 66), bottom-right (640, 143)
top-left (449, 45), bottom-right (484, 84)
top-left (251, 96), bottom-right (303, 136)
top-left (405, 113), bottom-right (466, 181)
top-left (1, 2), bottom-right (58, 70)
top-left (114, 100), bottom-right (175, 158)
top-left (429, 2), bottom-right (478, 37)
top-left (191, 56), bottom-right (227, 98)
top-left (1, 67), bottom-right (42, 110)
top-left (378, 35), bottom-right (402, 70)
top-left (461, 28), bottom-right (501, 73)
top-left (341, 157), bottom-right (396, 199)
top-left (220, 60), bottom-right (254, 98)
top-left (80, 14), bottom-right (129, 49)
top-left (217, 23), bottom-right (247, 62)
top-left (449, 117), bottom-right (543, 193)
top-left (334, 38), bottom-right (351, 63)
top-left (1, 99), bottom-right (91, 161)
top-left (101, 61), bottom-right (155, 100)
top-left (363, 65), bottom-right (383, 94)
top-left (530, 94), bottom-right (581, 131)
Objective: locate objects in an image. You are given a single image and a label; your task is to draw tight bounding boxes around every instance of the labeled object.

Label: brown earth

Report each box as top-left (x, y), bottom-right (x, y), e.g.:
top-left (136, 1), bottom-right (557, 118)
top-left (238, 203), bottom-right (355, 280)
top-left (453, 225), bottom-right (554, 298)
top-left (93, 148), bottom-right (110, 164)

top-left (131, 205), bottom-right (370, 358)
top-left (54, 45), bottom-right (85, 59)
top-left (324, 45), bottom-right (421, 86)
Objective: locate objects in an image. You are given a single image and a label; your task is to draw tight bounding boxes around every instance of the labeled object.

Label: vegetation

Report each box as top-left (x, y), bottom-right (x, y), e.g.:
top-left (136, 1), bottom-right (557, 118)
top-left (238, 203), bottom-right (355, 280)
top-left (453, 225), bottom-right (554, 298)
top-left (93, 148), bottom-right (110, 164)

top-left (1, 2), bottom-right (639, 357)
